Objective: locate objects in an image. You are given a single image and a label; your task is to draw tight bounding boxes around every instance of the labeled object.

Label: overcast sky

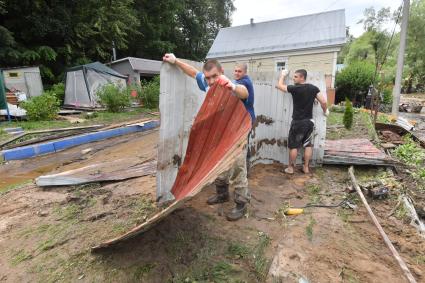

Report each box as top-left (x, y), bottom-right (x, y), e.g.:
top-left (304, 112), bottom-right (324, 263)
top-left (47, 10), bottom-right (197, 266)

top-left (232, 0), bottom-right (402, 37)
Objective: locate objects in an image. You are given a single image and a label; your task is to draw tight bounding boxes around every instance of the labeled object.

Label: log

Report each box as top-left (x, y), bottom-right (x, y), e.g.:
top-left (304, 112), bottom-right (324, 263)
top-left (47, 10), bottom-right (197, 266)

top-left (348, 166), bottom-right (417, 283)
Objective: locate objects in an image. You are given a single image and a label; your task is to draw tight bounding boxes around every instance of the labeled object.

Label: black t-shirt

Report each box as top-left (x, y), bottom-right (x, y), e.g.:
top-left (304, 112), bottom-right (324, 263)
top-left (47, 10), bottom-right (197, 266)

top-left (287, 83), bottom-right (320, 120)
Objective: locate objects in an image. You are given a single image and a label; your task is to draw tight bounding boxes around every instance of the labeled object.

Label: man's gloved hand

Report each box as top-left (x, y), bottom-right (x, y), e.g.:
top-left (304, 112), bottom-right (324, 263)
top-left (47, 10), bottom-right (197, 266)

top-left (324, 108), bottom-right (330, 117)
top-left (281, 69), bottom-right (289, 77)
top-left (162, 53), bottom-right (176, 64)
top-left (217, 75), bottom-right (236, 91)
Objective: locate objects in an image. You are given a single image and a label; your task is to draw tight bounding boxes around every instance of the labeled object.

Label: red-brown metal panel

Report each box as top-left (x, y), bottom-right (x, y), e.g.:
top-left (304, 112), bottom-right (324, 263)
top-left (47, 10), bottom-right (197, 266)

top-left (171, 83), bottom-right (251, 200)
top-left (92, 83), bottom-right (251, 251)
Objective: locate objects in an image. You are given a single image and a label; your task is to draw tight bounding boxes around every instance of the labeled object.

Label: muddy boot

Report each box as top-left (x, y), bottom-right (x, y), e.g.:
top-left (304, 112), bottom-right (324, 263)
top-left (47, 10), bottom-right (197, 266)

top-left (207, 185), bottom-right (229, 205)
top-left (226, 202), bottom-right (247, 221)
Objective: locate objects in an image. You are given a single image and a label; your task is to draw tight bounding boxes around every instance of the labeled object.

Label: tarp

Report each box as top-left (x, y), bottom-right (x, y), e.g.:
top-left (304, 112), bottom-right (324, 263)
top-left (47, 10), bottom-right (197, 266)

top-left (92, 82), bottom-right (251, 251)
top-left (64, 62), bottom-right (127, 108)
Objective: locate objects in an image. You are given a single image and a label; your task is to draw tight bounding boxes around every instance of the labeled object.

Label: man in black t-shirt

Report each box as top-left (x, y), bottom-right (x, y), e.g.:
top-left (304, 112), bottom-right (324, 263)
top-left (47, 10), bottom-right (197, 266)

top-left (276, 69), bottom-right (328, 174)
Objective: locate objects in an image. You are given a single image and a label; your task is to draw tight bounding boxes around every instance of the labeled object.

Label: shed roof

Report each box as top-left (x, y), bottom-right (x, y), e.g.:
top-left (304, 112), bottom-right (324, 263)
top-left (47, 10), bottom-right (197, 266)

top-left (109, 57), bottom-right (161, 74)
top-left (207, 9), bottom-right (346, 59)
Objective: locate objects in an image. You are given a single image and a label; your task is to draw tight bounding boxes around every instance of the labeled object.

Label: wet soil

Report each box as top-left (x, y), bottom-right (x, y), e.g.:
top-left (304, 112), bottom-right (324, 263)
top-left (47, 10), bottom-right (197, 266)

top-left (0, 126), bottom-right (424, 282)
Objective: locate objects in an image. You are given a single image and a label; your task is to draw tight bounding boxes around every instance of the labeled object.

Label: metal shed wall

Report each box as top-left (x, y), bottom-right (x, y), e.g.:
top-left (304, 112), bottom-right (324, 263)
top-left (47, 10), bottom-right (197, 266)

top-left (157, 62), bottom-right (327, 202)
top-left (3, 67), bottom-right (43, 98)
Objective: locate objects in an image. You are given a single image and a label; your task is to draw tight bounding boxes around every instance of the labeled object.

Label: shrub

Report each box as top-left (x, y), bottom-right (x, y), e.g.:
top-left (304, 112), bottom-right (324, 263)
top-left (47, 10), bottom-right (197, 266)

top-left (48, 82), bottom-right (65, 104)
top-left (343, 97), bottom-right (354, 129)
top-left (335, 61), bottom-right (374, 103)
top-left (21, 92), bottom-right (60, 121)
top-left (393, 136), bottom-right (425, 166)
top-left (96, 83), bottom-right (130, 112)
top-left (139, 76), bottom-right (160, 109)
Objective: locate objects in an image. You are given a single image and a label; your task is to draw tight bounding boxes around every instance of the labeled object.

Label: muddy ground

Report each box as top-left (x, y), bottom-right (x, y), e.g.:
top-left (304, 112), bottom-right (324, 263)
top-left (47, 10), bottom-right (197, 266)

top-left (1, 120), bottom-right (425, 282)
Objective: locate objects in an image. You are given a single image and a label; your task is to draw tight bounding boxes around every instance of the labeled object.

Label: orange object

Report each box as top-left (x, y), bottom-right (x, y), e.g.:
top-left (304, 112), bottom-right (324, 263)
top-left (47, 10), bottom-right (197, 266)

top-left (171, 83), bottom-right (251, 200)
top-left (130, 90), bottom-right (137, 98)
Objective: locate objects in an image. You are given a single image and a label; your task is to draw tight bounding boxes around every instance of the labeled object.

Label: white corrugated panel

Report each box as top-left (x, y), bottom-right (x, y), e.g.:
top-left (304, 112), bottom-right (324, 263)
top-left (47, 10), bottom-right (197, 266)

top-left (157, 61), bottom-right (204, 203)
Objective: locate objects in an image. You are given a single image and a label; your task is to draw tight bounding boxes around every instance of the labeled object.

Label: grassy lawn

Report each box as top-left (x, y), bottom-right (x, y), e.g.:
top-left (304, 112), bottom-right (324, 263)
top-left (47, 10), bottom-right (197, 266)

top-left (326, 109), bottom-right (378, 141)
top-left (0, 107), bottom-right (158, 143)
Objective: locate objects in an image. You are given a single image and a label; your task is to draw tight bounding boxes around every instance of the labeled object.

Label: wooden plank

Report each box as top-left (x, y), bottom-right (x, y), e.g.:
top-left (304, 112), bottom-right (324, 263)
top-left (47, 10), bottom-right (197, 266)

top-left (349, 167), bottom-right (417, 283)
top-left (92, 82), bottom-right (251, 251)
top-left (36, 159), bottom-right (156, 186)
top-left (0, 124), bottom-right (104, 149)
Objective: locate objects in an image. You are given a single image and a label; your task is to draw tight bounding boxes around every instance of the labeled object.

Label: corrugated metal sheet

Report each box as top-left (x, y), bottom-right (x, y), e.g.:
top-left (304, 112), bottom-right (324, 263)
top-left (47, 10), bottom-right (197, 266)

top-left (245, 71), bottom-right (327, 167)
top-left (207, 9), bottom-right (346, 59)
top-left (157, 62), bottom-right (327, 202)
top-left (157, 61), bottom-right (204, 203)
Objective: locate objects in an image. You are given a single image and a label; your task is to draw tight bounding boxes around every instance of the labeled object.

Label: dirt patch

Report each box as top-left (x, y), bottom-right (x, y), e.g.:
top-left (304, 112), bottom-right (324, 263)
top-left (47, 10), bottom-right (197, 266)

top-left (0, 126), bottom-right (424, 282)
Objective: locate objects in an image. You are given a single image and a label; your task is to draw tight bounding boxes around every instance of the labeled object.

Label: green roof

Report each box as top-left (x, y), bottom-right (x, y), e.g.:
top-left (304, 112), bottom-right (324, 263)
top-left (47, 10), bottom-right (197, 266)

top-left (67, 61), bottom-right (127, 79)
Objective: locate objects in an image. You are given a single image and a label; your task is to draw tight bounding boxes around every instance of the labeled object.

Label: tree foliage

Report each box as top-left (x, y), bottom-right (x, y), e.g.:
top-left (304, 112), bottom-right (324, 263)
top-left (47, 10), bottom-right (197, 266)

top-left (335, 61), bottom-right (375, 101)
top-left (0, 0), bottom-right (235, 84)
top-left (405, 0), bottom-right (425, 92)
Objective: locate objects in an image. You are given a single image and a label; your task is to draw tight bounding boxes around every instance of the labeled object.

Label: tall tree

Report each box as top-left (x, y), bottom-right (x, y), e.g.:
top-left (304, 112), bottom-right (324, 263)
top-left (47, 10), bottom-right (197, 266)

top-left (405, 0), bottom-right (425, 92)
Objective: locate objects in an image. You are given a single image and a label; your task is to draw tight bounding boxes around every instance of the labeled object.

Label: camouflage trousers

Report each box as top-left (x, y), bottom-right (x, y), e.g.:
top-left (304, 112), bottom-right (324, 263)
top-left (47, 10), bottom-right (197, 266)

top-left (214, 143), bottom-right (250, 204)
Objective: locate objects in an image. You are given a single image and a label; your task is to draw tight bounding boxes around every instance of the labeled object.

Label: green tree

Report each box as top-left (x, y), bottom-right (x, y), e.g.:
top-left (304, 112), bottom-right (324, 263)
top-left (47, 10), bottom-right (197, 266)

top-left (405, 0), bottom-right (425, 92)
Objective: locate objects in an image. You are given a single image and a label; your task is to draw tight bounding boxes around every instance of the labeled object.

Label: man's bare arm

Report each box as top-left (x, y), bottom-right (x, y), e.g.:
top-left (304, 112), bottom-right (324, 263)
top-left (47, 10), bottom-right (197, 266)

top-left (217, 75), bottom-right (248, 99)
top-left (163, 53), bottom-right (198, 78)
top-left (276, 70), bottom-right (289, 93)
top-left (316, 92), bottom-right (329, 116)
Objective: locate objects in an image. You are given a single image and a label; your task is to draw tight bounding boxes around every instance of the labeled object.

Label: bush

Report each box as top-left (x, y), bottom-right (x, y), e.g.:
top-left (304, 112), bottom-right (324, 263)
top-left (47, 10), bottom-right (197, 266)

top-left (335, 61), bottom-right (374, 103)
top-left (21, 92), bottom-right (60, 121)
top-left (343, 97), bottom-right (354, 129)
top-left (139, 76), bottom-right (160, 109)
top-left (48, 82), bottom-right (65, 104)
top-left (96, 83), bottom-right (130, 112)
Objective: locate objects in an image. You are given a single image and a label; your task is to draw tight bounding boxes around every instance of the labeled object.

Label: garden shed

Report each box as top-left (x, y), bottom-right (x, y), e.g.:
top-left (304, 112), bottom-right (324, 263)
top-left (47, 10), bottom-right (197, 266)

top-left (108, 57), bottom-right (161, 85)
top-left (1, 66), bottom-right (43, 98)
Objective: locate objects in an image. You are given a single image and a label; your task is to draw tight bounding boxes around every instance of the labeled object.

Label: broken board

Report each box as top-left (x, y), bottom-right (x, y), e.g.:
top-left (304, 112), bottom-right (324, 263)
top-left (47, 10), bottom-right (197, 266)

top-left (92, 82), bottom-right (251, 251)
top-left (36, 158), bottom-right (156, 186)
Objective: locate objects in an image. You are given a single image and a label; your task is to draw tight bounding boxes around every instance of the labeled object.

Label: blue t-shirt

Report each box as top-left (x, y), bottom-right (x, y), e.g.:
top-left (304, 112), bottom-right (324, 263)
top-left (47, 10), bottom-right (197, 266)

top-left (195, 72), bottom-right (255, 124)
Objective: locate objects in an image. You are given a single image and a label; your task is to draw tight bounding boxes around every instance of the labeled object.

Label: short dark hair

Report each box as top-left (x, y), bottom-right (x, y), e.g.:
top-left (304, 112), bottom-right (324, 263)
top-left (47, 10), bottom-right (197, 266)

top-left (295, 69), bottom-right (307, 80)
top-left (203, 59), bottom-right (222, 72)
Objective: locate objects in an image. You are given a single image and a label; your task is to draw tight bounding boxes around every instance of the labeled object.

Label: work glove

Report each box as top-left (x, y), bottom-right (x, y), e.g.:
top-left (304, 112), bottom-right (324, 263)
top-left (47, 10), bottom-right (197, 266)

top-left (217, 75), bottom-right (236, 91)
top-left (162, 53), bottom-right (176, 64)
top-left (324, 108), bottom-right (330, 117)
top-left (281, 69), bottom-right (289, 77)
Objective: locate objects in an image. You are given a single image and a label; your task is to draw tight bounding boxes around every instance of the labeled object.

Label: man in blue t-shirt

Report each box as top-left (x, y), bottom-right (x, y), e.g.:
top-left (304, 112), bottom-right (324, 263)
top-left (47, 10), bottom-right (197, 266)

top-left (163, 53), bottom-right (255, 221)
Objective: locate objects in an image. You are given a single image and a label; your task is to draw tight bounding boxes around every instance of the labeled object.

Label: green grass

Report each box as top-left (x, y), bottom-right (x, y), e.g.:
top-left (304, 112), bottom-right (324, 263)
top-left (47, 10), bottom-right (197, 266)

top-left (10, 249), bottom-right (32, 265)
top-left (133, 263), bottom-right (156, 280)
top-left (306, 216), bottom-right (316, 241)
top-left (251, 232), bottom-right (271, 281)
top-left (307, 184), bottom-right (321, 204)
top-left (0, 107), bottom-right (157, 137)
top-left (0, 179), bottom-right (32, 194)
top-left (227, 242), bottom-right (250, 259)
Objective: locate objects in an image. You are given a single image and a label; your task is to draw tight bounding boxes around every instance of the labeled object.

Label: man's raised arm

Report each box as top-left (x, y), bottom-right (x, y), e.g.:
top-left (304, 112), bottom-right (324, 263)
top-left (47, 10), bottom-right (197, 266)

top-left (276, 70), bottom-right (289, 93)
top-left (163, 53), bottom-right (198, 78)
top-left (316, 92), bottom-right (329, 116)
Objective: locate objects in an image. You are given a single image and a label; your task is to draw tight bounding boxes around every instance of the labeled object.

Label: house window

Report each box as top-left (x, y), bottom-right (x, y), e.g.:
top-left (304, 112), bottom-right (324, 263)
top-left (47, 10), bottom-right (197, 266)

top-left (8, 72), bottom-right (19, 78)
top-left (276, 62), bottom-right (286, 72)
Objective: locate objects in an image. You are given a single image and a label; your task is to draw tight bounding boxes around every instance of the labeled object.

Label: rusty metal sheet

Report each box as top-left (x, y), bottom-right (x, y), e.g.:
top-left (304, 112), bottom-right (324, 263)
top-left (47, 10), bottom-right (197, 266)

top-left (92, 83), bottom-right (250, 251)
